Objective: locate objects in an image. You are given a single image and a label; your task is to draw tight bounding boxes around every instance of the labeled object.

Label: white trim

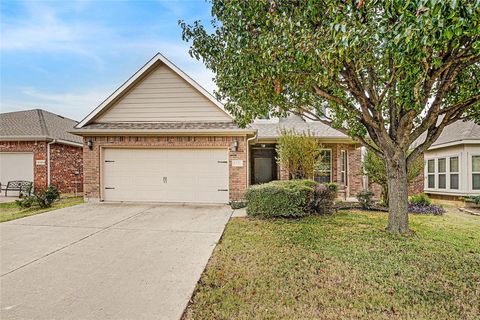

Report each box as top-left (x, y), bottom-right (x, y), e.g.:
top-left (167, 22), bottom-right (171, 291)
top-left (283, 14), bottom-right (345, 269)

top-left (471, 154), bottom-right (480, 191)
top-left (76, 52), bottom-right (232, 128)
top-left (425, 154), bottom-right (461, 193)
top-left (428, 139), bottom-right (480, 150)
top-left (340, 149), bottom-right (347, 185)
top-left (71, 129), bottom-right (255, 136)
top-left (0, 137), bottom-right (82, 147)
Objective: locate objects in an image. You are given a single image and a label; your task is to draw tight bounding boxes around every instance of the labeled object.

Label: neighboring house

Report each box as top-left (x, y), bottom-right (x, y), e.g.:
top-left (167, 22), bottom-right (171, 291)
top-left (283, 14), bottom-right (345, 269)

top-left (73, 53), bottom-right (364, 204)
top-left (0, 109), bottom-right (83, 194)
top-left (419, 120), bottom-right (480, 201)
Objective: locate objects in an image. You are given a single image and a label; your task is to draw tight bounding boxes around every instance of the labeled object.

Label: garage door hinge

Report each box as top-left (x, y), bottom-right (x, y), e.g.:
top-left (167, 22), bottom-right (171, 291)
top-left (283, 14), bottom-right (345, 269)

top-left (217, 160), bottom-right (228, 163)
top-left (217, 189), bottom-right (228, 192)
top-left (105, 160), bottom-right (115, 163)
top-left (105, 187), bottom-right (115, 190)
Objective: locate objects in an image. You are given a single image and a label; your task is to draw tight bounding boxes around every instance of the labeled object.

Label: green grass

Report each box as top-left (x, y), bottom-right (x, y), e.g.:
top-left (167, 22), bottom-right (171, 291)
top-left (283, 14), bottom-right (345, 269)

top-left (0, 197), bottom-right (84, 223)
top-left (184, 209), bottom-right (480, 320)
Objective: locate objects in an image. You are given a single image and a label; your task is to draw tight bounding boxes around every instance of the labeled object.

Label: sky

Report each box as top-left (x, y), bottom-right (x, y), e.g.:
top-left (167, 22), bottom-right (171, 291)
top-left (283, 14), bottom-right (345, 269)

top-left (0, 0), bottom-right (216, 121)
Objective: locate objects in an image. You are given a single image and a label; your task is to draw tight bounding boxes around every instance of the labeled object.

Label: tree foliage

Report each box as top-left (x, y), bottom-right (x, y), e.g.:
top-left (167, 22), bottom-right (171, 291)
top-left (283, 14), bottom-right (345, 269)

top-left (180, 0), bottom-right (480, 233)
top-left (276, 129), bottom-right (322, 180)
top-left (363, 149), bottom-right (423, 205)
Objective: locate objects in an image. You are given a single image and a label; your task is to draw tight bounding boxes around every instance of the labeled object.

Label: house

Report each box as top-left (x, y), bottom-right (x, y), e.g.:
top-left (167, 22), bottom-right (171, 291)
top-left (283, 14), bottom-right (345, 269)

top-left (419, 120), bottom-right (480, 201)
top-left (0, 109), bottom-right (83, 194)
top-left (73, 53), bottom-right (364, 204)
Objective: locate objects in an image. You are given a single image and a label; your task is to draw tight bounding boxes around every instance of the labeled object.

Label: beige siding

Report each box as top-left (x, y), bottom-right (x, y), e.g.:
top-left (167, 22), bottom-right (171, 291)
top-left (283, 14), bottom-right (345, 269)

top-left (94, 63), bottom-right (231, 123)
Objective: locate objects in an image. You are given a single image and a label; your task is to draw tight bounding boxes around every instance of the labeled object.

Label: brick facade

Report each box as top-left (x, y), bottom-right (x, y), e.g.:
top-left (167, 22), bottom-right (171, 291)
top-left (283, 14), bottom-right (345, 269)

top-left (82, 135), bottom-right (247, 202)
top-left (0, 140), bottom-right (83, 194)
top-left (275, 142), bottom-right (364, 199)
top-left (50, 143), bottom-right (84, 194)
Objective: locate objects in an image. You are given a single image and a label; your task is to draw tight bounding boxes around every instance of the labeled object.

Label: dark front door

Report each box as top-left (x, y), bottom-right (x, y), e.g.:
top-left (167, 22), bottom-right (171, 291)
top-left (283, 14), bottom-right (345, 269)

top-left (252, 145), bottom-right (277, 184)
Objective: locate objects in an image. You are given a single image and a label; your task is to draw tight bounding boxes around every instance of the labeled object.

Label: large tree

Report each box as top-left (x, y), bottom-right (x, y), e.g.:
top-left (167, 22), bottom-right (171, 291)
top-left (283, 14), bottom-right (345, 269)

top-left (180, 0), bottom-right (480, 233)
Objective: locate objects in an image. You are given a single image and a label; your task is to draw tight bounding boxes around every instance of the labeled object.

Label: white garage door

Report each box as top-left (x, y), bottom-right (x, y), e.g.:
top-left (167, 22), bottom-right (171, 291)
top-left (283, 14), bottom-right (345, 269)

top-left (102, 148), bottom-right (229, 203)
top-left (0, 152), bottom-right (34, 187)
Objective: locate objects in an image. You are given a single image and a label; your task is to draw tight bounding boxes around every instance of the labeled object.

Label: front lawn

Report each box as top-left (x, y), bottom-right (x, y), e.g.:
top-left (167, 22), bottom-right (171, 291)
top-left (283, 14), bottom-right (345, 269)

top-left (0, 197), bottom-right (84, 223)
top-left (184, 209), bottom-right (480, 319)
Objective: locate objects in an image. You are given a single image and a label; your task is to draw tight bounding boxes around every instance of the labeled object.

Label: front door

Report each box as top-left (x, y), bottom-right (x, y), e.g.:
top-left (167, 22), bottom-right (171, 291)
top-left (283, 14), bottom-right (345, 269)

top-left (254, 158), bottom-right (273, 184)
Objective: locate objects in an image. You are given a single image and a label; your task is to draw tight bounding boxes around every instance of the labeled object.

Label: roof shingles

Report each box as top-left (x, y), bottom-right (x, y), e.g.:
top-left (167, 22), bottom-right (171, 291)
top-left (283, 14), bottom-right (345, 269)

top-left (0, 109), bottom-right (82, 144)
top-left (249, 114), bottom-right (349, 139)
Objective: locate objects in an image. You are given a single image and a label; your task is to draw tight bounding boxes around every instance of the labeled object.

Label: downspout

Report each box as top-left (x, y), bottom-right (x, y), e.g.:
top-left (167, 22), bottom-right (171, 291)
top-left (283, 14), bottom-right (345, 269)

top-left (47, 139), bottom-right (56, 186)
top-left (246, 133), bottom-right (258, 187)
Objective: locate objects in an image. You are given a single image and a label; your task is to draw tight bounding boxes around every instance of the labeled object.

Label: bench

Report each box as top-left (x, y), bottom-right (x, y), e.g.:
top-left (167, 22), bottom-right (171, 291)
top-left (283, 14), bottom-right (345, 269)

top-left (3, 181), bottom-right (33, 197)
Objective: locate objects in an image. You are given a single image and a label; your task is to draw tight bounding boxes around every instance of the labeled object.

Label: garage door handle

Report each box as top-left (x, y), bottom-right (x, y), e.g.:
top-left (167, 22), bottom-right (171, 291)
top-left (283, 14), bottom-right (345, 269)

top-left (105, 160), bottom-right (115, 163)
top-left (105, 187), bottom-right (115, 190)
top-left (217, 189), bottom-right (228, 192)
top-left (217, 161), bottom-right (228, 163)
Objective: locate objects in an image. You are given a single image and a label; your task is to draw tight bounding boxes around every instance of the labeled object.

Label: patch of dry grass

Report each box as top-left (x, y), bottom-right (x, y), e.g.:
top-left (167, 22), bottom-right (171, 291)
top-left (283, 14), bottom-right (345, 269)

top-left (184, 209), bottom-right (480, 319)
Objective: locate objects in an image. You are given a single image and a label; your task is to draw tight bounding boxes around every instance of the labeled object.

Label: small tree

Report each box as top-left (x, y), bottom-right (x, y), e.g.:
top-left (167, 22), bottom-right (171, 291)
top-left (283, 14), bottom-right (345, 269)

top-left (363, 149), bottom-right (423, 206)
top-left (276, 129), bottom-right (322, 179)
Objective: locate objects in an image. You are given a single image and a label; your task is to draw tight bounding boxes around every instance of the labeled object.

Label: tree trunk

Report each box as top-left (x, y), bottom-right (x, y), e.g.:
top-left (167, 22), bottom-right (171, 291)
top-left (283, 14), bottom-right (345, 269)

top-left (386, 154), bottom-right (410, 234)
top-left (381, 184), bottom-right (389, 206)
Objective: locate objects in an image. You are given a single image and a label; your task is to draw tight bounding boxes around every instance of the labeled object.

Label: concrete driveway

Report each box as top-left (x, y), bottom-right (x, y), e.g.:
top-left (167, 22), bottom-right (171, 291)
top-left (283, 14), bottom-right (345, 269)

top-left (0, 203), bottom-right (232, 320)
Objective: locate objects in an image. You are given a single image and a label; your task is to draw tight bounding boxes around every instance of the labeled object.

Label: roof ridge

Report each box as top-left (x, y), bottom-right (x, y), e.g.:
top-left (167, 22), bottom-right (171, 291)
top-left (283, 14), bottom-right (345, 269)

top-left (37, 109), bottom-right (50, 136)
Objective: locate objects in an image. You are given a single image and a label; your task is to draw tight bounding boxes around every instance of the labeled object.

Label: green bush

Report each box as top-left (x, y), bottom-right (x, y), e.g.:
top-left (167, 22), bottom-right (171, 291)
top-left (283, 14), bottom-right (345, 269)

top-left (230, 200), bottom-right (246, 209)
top-left (409, 193), bottom-right (432, 206)
top-left (464, 196), bottom-right (480, 204)
top-left (245, 180), bottom-right (317, 218)
top-left (310, 183), bottom-right (338, 215)
top-left (357, 190), bottom-right (374, 209)
top-left (15, 196), bottom-right (35, 209)
top-left (15, 186), bottom-right (61, 209)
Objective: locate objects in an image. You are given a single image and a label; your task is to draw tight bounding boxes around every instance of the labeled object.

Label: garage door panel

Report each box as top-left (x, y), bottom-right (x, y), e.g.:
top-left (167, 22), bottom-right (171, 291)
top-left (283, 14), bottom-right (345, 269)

top-left (0, 153), bottom-right (34, 196)
top-left (103, 148), bottom-right (229, 203)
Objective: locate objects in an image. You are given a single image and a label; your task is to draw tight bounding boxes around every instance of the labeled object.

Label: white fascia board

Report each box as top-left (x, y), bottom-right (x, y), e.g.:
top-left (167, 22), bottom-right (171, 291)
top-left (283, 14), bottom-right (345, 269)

top-left (76, 52), bottom-right (231, 128)
top-left (428, 140), bottom-right (480, 150)
top-left (70, 129), bottom-right (256, 136)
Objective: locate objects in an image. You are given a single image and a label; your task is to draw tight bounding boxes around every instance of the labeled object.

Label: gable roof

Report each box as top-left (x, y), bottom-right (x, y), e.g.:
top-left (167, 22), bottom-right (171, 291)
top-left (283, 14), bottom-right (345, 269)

top-left (0, 109), bottom-right (82, 145)
top-left (76, 53), bottom-right (231, 128)
top-left (250, 114), bottom-right (353, 141)
top-left (416, 119), bottom-right (480, 149)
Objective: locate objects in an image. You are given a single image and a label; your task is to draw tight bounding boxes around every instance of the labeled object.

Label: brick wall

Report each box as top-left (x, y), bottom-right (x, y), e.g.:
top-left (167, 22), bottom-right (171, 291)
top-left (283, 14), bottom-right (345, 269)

top-left (275, 142), bottom-right (364, 199)
top-left (0, 140), bottom-right (82, 194)
top-left (346, 144), bottom-right (364, 197)
top-left (50, 143), bottom-right (83, 194)
top-left (409, 170), bottom-right (424, 195)
top-left (82, 135), bottom-right (247, 202)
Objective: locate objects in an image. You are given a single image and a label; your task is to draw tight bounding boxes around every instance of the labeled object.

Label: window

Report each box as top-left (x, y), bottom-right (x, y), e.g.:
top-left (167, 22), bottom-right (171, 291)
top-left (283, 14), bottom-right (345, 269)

top-left (450, 157), bottom-right (459, 190)
top-left (438, 158), bottom-right (446, 189)
top-left (427, 159), bottom-right (435, 188)
top-left (473, 156), bottom-right (480, 190)
top-left (315, 149), bottom-right (332, 183)
top-left (340, 150), bottom-right (347, 184)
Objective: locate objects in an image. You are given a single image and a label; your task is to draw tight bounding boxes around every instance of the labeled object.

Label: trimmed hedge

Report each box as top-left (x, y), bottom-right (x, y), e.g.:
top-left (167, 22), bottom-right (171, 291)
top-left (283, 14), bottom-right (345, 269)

top-left (245, 180), bottom-right (338, 218)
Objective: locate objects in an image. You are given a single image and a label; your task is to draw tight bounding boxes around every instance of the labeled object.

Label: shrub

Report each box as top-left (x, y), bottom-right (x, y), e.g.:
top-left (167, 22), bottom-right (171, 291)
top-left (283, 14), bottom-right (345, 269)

top-left (408, 204), bottom-right (445, 215)
top-left (357, 190), bottom-right (374, 209)
top-left (464, 196), bottom-right (480, 204)
top-left (409, 193), bottom-right (432, 206)
top-left (245, 180), bottom-right (316, 218)
top-left (310, 183), bottom-right (338, 215)
top-left (16, 186), bottom-right (61, 209)
top-left (35, 186), bottom-right (61, 208)
top-left (230, 200), bottom-right (246, 209)
top-left (15, 196), bottom-right (35, 209)
top-left (276, 129), bottom-right (323, 179)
